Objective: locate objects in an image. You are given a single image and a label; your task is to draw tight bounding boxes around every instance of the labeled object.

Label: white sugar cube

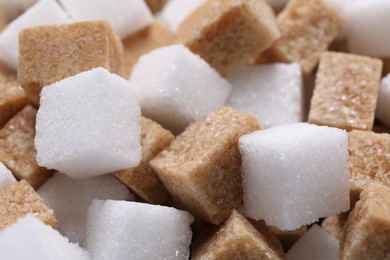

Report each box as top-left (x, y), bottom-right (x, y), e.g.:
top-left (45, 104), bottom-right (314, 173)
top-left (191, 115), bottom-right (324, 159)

top-left (159, 0), bottom-right (207, 34)
top-left (239, 123), bottom-right (350, 231)
top-left (0, 215), bottom-right (90, 260)
top-left (376, 74), bottom-right (390, 127)
top-left (226, 63), bottom-right (303, 129)
top-left (0, 0), bottom-right (70, 70)
top-left (0, 162), bottom-right (16, 187)
top-left (38, 173), bottom-right (133, 245)
top-left (130, 45), bottom-right (231, 134)
top-left (58, 0), bottom-right (153, 39)
top-left (86, 200), bottom-right (194, 260)
top-left (35, 67), bottom-right (141, 179)
top-left (287, 225), bottom-right (339, 260)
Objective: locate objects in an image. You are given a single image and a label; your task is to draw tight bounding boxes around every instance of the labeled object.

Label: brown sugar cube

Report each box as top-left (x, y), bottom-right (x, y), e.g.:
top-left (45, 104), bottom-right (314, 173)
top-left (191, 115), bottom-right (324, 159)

top-left (18, 20), bottom-right (124, 106)
top-left (123, 21), bottom-right (174, 77)
top-left (150, 107), bottom-right (260, 224)
top-left (114, 117), bottom-right (174, 205)
top-left (192, 210), bottom-right (286, 260)
top-left (322, 214), bottom-right (348, 240)
top-left (0, 7), bottom-right (6, 31)
top-left (348, 130), bottom-right (390, 206)
top-left (308, 52), bottom-right (383, 131)
top-left (268, 225), bottom-right (307, 252)
top-left (177, 0), bottom-right (280, 76)
top-left (340, 183), bottom-right (390, 259)
top-left (0, 180), bottom-right (56, 231)
top-left (145, 0), bottom-right (169, 13)
top-left (0, 105), bottom-right (51, 189)
top-left (255, 0), bottom-right (342, 77)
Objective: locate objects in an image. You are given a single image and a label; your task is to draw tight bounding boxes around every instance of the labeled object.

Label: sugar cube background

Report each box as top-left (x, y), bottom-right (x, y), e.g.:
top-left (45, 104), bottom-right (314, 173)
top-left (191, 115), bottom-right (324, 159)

top-left (130, 45), bottom-right (231, 134)
top-left (145, 0), bottom-right (169, 13)
top-left (35, 68), bottom-right (141, 179)
top-left (377, 73), bottom-right (390, 127)
top-left (85, 200), bottom-right (194, 260)
top-left (226, 63), bottom-right (303, 129)
top-left (0, 0), bottom-right (37, 21)
top-left (239, 123), bottom-right (350, 230)
top-left (266, 0), bottom-right (289, 10)
top-left (0, 0), bottom-right (71, 70)
top-left (0, 162), bottom-right (15, 187)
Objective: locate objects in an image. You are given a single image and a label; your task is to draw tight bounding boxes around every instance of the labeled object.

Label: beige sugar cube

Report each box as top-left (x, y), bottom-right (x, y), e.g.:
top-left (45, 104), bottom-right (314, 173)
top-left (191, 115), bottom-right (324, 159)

top-left (177, 0), bottom-right (280, 76)
top-left (150, 107), bottom-right (260, 224)
top-left (0, 180), bottom-right (56, 231)
top-left (192, 210), bottom-right (286, 260)
top-left (18, 21), bottom-right (124, 106)
top-left (145, 0), bottom-right (169, 13)
top-left (114, 117), bottom-right (174, 205)
top-left (321, 214), bottom-right (348, 240)
top-left (123, 21), bottom-right (174, 77)
top-left (308, 52), bottom-right (383, 131)
top-left (340, 183), bottom-right (390, 259)
top-left (255, 0), bottom-right (342, 77)
top-left (0, 106), bottom-right (51, 189)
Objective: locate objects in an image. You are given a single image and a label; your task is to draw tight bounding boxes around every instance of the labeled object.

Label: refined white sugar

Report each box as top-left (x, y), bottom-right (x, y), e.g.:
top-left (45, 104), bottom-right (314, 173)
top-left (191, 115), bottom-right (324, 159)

top-left (159, 0), bottom-right (207, 34)
top-left (58, 0), bottom-right (153, 39)
top-left (226, 63), bottom-right (303, 129)
top-left (35, 67), bottom-right (141, 179)
top-left (0, 0), bottom-right (37, 21)
top-left (0, 215), bottom-right (90, 260)
top-left (38, 173), bottom-right (133, 245)
top-left (85, 200), bottom-right (194, 260)
top-left (376, 74), bottom-right (390, 127)
top-left (0, 0), bottom-right (70, 70)
top-left (0, 162), bottom-right (16, 187)
top-left (287, 225), bottom-right (339, 260)
top-left (266, 0), bottom-right (289, 9)
top-left (130, 45), bottom-right (231, 134)
top-left (239, 123), bottom-right (350, 231)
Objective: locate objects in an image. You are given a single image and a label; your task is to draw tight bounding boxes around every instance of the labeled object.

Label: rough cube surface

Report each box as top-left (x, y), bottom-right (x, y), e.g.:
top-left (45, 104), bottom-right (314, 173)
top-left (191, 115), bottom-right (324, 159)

top-left (0, 215), bottom-right (90, 260)
top-left (38, 173), bottom-right (133, 244)
top-left (18, 21), bottom-right (124, 106)
top-left (0, 162), bottom-right (16, 187)
top-left (0, 180), bottom-right (56, 231)
top-left (150, 107), bottom-right (260, 224)
top-left (114, 117), bottom-right (173, 205)
top-left (192, 210), bottom-right (285, 260)
top-left (321, 214), bottom-right (347, 240)
top-left (377, 73), bottom-right (390, 127)
top-left (239, 123), bottom-right (350, 230)
top-left (130, 45), bottom-right (232, 134)
top-left (178, 0), bottom-right (280, 76)
top-left (0, 106), bottom-right (51, 189)
top-left (86, 200), bottom-right (194, 260)
top-left (255, 0), bottom-right (342, 76)
top-left (35, 68), bottom-right (141, 179)
top-left (226, 63), bottom-right (303, 129)
top-left (340, 183), bottom-right (390, 259)
top-left (309, 52), bottom-right (383, 131)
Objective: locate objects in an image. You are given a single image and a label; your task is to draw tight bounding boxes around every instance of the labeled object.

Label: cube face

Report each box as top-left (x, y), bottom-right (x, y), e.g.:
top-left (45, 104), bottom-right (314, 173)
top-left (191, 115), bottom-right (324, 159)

top-left (18, 21), bottom-right (124, 106)
top-left (0, 162), bottom-right (16, 187)
top-left (309, 52), bottom-right (383, 131)
top-left (114, 117), bottom-right (173, 205)
top-left (239, 123), bottom-right (349, 230)
top-left (0, 105), bottom-right (51, 189)
top-left (0, 180), bottom-right (56, 231)
top-left (178, 0), bottom-right (280, 76)
top-left (35, 68), bottom-right (141, 179)
top-left (376, 73), bottom-right (390, 127)
top-left (340, 183), bottom-right (390, 259)
top-left (255, 0), bottom-right (342, 76)
top-left (150, 107), bottom-right (260, 224)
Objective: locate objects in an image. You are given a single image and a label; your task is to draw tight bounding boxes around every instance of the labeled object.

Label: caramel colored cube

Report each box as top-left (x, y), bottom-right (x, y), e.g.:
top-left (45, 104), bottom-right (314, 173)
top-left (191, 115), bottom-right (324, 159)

top-left (150, 107), bottom-right (260, 224)
top-left (340, 183), bottom-right (390, 259)
top-left (123, 21), bottom-right (174, 77)
top-left (255, 0), bottom-right (342, 77)
top-left (145, 0), bottom-right (169, 13)
top-left (18, 21), bottom-right (124, 106)
top-left (348, 130), bottom-right (390, 206)
top-left (0, 180), bottom-right (56, 231)
top-left (0, 106), bottom-right (51, 189)
top-left (114, 117), bottom-right (174, 204)
top-left (322, 214), bottom-right (348, 240)
top-left (192, 210), bottom-right (286, 260)
top-left (308, 52), bottom-right (383, 131)
top-left (177, 0), bottom-right (280, 76)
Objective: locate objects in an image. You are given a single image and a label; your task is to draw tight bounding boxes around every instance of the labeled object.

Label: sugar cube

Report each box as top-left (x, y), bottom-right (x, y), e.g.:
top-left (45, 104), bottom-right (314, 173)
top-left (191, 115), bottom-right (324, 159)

top-left (322, 214), bottom-right (348, 240)
top-left (226, 63), bottom-right (303, 129)
top-left (0, 0), bottom-right (38, 21)
top-left (35, 68), bottom-right (141, 179)
top-left (85, 200), bottom-right (194, 260)
top-left (239, 123), bottom-right (350, 230)
top-left (377, 73), bottom-right (390, 127)
top-left (267, 225), bottom-right (307, 252)
top-left (0, 162), bottom-right (15, 187)
top-left (130, 45), bottom-right (232, 134)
